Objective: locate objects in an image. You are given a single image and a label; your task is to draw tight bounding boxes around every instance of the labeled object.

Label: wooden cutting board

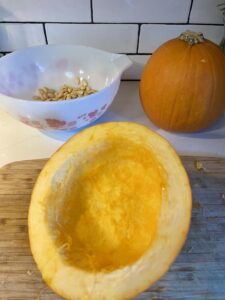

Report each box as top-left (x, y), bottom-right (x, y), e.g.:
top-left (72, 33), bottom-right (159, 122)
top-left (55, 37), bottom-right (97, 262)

top-left (0, 157), bottom-right (225, 300)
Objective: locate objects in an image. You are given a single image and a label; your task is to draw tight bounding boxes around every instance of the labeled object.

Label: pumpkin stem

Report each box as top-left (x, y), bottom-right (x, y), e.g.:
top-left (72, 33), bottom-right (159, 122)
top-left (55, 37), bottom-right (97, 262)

top-left (179, 31), bottom-right (205, 45)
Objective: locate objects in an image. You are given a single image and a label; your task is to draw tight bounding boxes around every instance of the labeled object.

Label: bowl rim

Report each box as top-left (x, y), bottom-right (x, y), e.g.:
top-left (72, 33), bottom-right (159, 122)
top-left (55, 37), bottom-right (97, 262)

top-left (0, 44), bottom-right (125, 105)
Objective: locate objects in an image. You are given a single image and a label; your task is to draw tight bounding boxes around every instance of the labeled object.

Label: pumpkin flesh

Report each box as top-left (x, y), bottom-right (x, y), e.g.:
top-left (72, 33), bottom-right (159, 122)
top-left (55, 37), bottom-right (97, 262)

top-left (47, 137), bottom-right (165, 272)
top-left (29, 122), bottom-right (191, 300)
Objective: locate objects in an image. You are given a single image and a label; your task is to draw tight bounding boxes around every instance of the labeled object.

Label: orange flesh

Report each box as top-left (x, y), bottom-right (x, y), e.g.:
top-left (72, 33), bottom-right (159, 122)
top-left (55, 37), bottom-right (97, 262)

top-left (47, 138), bottom-right (166, 272)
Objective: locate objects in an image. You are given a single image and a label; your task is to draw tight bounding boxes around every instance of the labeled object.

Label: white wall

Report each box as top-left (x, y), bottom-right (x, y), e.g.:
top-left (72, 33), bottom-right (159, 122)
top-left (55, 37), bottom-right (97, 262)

top-left (0, 0), bottom-right (223, 79)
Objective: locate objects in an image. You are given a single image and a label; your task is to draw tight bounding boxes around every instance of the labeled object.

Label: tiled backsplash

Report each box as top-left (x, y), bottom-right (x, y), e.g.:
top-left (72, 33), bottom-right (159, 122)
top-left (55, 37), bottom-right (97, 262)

top-left (0, 0), bottom-right (224, 79)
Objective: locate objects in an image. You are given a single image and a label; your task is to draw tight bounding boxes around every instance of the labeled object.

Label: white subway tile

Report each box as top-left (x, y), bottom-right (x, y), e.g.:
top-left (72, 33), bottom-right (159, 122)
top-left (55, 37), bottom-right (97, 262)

top-left (190, 0), bottom-right (223, 24)
top-left (46, 24), bottom-right (138, 53)
top-left (122, 55), bottom-right (150, 80)
top-left (0, 24), bottom-right (45, 52)
top-left (0, 0), bottom-right (91, 22)
top-left (139, 24), bottom-right (224, 53)
top-left (93, 0), bottom-right (191, 23)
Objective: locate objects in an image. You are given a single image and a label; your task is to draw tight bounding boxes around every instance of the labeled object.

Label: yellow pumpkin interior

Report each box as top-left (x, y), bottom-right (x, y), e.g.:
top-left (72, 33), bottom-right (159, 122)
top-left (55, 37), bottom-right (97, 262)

top-left (47, 137), bottom-right (166, 272)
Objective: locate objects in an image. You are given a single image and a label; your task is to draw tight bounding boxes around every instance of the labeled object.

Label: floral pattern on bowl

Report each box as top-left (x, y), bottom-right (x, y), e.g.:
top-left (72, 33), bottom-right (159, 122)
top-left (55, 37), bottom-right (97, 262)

top-left (18, 104), bottom-right (109, 130)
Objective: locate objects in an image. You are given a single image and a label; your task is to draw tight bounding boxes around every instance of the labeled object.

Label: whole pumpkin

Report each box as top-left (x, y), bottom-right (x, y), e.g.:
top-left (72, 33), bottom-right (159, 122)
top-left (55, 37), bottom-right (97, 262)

top-left (29, 122), bottom-right (191, 300)
top-left (140, 31), bottom-right (225, 132)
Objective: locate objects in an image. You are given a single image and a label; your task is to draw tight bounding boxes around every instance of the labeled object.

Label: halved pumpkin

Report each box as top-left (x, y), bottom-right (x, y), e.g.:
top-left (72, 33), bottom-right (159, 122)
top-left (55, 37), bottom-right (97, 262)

top-left (29, 122), bottom-right (192, 300)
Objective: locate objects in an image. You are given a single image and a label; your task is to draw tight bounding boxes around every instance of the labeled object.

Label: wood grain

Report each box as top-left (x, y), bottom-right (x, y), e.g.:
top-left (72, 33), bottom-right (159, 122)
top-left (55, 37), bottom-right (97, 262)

top-left (0, 157), bottom-right (225, 300)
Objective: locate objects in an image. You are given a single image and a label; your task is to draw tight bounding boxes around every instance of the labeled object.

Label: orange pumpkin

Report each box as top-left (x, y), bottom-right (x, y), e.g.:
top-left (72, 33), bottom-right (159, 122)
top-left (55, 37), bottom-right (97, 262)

top-left (29, 122), bottom-right (191, 300)
top-left (140, 31), bottom-right (225, 132)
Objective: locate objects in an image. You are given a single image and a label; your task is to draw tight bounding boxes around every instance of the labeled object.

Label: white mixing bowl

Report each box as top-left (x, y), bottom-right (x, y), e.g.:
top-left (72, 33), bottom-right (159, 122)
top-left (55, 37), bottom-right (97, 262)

top-left (0, 44), bottom-right (132, 130)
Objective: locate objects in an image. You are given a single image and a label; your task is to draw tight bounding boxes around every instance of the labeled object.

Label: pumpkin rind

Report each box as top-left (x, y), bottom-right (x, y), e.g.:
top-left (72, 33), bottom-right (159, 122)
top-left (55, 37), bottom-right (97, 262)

top-left (29, 122), bottom-right (192, 300)
top-left (140, 32), bottom-right (225, 132)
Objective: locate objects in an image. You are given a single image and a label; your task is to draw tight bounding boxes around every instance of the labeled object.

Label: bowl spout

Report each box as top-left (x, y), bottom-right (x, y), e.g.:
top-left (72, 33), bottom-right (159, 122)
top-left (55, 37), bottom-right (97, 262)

top-left (112, 54), bottom-right (132, 75)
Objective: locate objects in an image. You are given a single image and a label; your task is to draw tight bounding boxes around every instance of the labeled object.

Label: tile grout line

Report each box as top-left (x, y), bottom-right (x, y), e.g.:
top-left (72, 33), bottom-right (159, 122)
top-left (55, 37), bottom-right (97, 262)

top-left (136, 24), bottom-right (141, 53)
top-left (0, 21), bottom-right (223, 26)
top-left (123, 53), bottom-right (152, 55)
top-left (187, 0), bottom-right (194, 23)
top-left (0, 52), bottom-right (11, 55)
top-left (0, 52), bottom-right (152, 56)
top-left (121, 79), bottom-right (140, 82)
top-left (42, 23), bottom-right (48, 44)
top-left (90, 0), bottom-right (94, 23)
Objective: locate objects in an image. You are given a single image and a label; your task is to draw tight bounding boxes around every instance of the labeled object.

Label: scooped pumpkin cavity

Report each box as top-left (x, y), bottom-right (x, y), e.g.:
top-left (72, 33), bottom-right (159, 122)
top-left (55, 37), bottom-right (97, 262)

top-left (47, 137), bottom-right (166, 272)
top-left (29, 122), bottom-right (191, 300)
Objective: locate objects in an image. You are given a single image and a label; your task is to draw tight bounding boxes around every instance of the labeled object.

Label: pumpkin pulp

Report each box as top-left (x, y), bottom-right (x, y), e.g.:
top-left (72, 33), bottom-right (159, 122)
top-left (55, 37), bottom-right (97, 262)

top-left (47, 137), bottom-right (166, 272)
